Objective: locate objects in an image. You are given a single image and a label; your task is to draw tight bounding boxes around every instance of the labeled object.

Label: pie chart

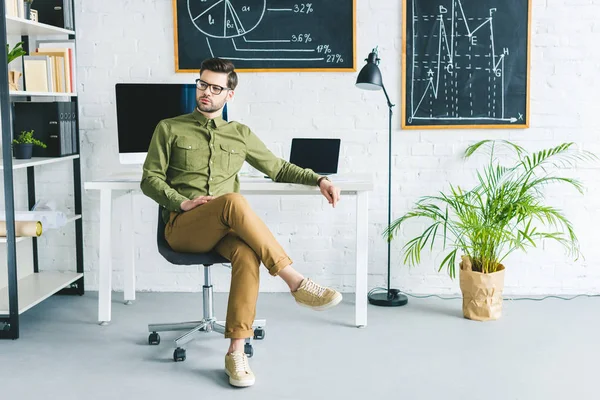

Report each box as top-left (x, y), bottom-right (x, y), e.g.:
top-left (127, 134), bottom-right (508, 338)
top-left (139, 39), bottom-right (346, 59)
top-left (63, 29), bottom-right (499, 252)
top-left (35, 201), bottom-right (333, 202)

top-left (187, 0), bottom-right (266, 39)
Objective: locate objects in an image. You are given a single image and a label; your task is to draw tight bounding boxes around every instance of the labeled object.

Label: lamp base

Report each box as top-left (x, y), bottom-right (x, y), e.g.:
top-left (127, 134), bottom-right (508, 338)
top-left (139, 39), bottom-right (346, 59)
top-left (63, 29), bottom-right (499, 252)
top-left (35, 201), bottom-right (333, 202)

top-left (368, 289), bottom-right (408, 307)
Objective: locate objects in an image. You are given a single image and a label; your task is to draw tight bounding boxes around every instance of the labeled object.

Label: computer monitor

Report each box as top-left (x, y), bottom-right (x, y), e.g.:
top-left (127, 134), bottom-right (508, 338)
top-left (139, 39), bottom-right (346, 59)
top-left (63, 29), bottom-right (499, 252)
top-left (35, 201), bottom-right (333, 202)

top-left (115, 83), bottom-right (197, 164)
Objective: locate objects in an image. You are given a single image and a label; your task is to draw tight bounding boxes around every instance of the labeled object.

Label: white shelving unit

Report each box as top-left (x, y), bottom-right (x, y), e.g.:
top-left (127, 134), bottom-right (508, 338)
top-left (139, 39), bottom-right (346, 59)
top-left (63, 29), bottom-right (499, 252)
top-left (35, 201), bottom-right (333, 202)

top-left (1, 10), bottom-right (83, 339)
top-left (0, 155), bottom-right (80, 170)
top-left (6, 16), bottom-right (75, 36)
top-left (10, 91), bottom-right (78, 97)
top-left (0, 237), bottom-right (26, 244)
top-left (0, 271), bottom-right (83, 314)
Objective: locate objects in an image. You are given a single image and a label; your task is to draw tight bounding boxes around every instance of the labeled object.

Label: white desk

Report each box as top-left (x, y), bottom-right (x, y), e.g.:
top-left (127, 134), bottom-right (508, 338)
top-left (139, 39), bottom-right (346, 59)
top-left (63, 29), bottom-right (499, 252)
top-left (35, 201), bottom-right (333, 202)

top-left (84, 173), bottom-right (373, 328)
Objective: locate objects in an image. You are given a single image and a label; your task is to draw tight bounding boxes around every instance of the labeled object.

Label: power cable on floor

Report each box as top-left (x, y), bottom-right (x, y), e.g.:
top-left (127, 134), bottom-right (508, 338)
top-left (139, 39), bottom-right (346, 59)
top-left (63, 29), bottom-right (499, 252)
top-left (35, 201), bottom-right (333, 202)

top-left (368, 287), bottom-right (600, 302)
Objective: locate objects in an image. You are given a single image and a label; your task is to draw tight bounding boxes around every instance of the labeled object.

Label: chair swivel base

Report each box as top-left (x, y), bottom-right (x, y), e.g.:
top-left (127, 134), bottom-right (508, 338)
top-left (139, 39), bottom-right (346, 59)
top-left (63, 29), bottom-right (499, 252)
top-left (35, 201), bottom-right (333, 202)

top-left (148, 318), bottom-right (266, 362)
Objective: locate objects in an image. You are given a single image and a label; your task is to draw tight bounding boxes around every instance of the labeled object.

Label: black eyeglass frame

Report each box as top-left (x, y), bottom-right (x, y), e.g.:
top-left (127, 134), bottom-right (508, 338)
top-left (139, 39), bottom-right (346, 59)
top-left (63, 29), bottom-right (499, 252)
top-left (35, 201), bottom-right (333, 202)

top-left (195, 78), bottom-right (231, 95)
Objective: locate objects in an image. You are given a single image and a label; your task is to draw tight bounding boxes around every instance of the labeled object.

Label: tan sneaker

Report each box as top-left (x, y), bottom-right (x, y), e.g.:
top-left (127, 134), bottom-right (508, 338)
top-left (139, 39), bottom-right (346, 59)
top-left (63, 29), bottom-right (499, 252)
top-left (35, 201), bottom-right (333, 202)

top-left (225, 352), bottom-right (255, 387)
top-left (291, 278), bottom-right (342, 311)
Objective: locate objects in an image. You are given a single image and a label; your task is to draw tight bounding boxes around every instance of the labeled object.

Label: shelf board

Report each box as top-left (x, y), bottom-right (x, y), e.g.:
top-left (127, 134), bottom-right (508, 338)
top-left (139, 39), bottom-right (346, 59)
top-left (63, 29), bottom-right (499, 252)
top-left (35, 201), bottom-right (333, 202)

top-left (10, 91), bottom-right (77, 97)
top-left (0, 214), bottom-right (82, 243)
top-left (66, 214), bottom-right (82, 224)
top-left (6, 16), bottom-right (75, 36)
top-left (0, 154), bottom-right (79, 170)
top-left (0, 236), bottom-right (27, 244)
top-left (0, 271), bottom-right (83, 315)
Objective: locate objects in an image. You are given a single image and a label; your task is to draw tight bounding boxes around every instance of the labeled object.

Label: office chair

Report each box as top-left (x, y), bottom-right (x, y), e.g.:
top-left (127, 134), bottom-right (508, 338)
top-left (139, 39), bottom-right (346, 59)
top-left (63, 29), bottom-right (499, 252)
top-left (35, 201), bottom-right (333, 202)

top-left (147, 207), bottom-right (266, 362)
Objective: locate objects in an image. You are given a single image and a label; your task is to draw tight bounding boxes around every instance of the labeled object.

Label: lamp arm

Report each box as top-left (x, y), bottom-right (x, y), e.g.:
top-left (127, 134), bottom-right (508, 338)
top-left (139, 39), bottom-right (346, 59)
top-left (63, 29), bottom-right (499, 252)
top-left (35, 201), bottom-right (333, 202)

top-left (382, 84), bottom-right (395, 110)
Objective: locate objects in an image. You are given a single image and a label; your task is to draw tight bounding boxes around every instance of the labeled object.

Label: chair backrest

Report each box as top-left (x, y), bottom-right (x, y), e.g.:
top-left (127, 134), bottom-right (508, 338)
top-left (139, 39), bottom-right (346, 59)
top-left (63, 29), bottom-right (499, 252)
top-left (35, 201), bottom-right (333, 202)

top-left (156, 207), bottom-right (229, 266)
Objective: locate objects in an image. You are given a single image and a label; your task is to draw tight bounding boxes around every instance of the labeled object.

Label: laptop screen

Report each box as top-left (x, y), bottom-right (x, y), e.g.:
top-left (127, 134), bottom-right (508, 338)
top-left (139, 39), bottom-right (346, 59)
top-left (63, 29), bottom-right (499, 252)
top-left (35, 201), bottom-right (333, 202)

top-left (289, 138), bottom-right (341, 175)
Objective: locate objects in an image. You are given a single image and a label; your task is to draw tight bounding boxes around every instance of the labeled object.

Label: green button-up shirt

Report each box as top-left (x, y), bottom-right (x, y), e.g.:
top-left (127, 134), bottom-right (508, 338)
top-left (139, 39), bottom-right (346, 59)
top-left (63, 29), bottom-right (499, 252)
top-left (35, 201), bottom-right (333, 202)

top-left (140, 109), bottom-right (321, 220)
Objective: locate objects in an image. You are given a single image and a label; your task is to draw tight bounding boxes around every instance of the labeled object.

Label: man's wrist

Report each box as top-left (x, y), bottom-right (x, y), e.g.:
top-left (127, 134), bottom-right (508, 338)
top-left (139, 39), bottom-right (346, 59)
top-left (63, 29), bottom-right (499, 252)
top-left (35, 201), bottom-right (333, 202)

top-left (317, 176), bottom-right (330, 187)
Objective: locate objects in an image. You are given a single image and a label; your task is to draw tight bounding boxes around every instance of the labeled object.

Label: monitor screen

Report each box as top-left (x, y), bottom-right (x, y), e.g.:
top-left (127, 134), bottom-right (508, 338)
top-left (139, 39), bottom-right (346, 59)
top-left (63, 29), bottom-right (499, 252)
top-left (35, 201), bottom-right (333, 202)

top-left (115, 83), bottom-right (197, 164)
top-left (289, 138), bottom-right (341, 175)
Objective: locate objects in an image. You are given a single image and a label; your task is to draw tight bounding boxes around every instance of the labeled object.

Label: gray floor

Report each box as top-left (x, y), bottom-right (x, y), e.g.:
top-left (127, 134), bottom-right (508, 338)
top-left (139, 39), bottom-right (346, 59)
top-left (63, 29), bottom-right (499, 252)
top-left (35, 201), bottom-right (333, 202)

top-left (0, 291), bottom-right (598, 400)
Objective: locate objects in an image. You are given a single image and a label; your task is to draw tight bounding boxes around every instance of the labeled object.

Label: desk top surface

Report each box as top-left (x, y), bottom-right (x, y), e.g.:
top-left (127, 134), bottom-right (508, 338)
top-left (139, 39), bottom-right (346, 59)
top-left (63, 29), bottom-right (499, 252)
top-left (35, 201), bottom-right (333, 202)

top-left (84, 172), bottom-right (374, 193)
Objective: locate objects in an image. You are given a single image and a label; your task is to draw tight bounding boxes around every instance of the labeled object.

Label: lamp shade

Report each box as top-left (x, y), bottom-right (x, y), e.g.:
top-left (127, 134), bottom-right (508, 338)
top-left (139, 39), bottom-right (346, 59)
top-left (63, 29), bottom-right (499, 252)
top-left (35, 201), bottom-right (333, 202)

top-left (355, 51), bottom-right (383, 91)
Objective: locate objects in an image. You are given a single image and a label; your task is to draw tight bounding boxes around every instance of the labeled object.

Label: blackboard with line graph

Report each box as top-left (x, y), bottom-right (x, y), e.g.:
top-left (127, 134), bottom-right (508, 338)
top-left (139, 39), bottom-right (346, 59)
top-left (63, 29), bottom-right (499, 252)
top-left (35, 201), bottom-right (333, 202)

top-left (173, 0), bottom-right (356, 72)
top-left (402, 0), bottom-right (531, 129)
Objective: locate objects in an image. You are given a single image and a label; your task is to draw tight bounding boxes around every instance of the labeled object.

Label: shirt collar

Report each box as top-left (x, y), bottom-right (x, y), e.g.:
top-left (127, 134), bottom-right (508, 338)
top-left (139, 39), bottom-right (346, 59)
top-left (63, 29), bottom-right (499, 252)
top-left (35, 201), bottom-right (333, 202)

top-left (193, 108), bottom-right (227, 128)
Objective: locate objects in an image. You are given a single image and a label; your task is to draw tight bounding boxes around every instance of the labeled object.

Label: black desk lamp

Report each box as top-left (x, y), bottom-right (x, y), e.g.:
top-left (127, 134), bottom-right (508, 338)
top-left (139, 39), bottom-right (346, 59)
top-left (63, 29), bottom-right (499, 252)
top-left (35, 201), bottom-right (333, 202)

top-left (356, 47), bottom-right (408, 307)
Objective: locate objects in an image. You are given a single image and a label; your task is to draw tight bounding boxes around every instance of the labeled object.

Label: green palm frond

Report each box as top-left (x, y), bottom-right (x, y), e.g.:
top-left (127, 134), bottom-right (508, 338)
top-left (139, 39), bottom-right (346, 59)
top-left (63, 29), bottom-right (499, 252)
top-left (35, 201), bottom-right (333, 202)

top-left (388, 140), bottom-right (595, 277)
top-left (464, 139), bottom-right (525, 160)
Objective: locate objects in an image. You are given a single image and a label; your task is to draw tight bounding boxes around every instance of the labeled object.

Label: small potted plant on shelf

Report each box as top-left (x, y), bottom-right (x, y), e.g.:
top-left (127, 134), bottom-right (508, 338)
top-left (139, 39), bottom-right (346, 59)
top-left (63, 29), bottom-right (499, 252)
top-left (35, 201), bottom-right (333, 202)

top-left (6, 42), bottom-right (26, 91)
top-left (12, 130), bottom-right (46, 159)
top-left (385, 140), bottom-right (596, 321)
top-left (24, 0), bottom-right (34, 20)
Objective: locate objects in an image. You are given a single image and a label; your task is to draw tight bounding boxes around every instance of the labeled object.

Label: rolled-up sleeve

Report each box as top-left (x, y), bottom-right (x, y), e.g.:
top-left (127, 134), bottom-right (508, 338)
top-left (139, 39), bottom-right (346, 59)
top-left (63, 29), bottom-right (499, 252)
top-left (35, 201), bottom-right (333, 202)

top-left (140, 121), bottom-right (189, 211)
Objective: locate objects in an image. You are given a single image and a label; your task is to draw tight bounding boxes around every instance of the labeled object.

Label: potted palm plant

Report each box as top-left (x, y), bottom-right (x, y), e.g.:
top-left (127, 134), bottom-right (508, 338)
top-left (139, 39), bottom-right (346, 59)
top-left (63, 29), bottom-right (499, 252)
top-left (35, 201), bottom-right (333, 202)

top-left (385, 140), bottom-right (596, 321)
top-left (12, 130), bottom-right (46, 159)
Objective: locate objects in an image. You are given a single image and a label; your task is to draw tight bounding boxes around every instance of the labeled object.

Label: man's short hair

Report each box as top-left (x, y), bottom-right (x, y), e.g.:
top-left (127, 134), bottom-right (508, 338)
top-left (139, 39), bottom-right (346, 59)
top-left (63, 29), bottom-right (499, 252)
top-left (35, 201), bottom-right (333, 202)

top-left (200, 58), bottom-right (238, 90)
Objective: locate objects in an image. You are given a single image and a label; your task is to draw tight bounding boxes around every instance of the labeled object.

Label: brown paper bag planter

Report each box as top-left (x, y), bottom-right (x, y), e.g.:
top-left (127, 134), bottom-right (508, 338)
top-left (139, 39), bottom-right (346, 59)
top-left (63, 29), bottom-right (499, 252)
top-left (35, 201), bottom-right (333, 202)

top-left (459, 256), bottom-right (505, 321)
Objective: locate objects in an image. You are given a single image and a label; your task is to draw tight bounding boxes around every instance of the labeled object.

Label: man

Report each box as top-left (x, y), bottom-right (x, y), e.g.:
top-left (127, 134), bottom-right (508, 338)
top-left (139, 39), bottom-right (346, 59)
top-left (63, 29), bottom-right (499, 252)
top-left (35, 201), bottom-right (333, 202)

top-left (140, 58), bottom-right (343, 388)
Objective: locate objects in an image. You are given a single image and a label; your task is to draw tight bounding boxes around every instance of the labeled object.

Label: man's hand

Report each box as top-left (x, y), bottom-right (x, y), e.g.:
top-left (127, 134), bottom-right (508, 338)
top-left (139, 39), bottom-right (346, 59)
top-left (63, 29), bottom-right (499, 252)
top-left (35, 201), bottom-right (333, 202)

top-left (180, 196), bottom-right (215, 211)
top-left (319, 179), bottom-right (341, 207)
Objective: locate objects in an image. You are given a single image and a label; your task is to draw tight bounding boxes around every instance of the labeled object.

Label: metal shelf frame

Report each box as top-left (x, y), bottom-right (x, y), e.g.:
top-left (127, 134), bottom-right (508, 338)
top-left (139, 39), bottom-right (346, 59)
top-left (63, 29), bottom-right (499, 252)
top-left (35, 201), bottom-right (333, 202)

top-left (0, 2), bottom-right (84, 339)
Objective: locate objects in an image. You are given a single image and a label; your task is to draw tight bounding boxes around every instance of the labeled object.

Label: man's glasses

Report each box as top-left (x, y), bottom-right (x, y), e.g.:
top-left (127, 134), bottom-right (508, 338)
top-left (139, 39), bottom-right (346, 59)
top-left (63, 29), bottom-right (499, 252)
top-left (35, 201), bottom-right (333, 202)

top-left (195, 79), bottom-right (230, 95)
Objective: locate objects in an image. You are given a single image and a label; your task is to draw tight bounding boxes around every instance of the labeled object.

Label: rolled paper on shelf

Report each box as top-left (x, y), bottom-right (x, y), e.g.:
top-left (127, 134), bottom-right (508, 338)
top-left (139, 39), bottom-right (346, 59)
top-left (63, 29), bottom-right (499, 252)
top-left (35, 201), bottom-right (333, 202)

top-left (0, 221), bottom-right (43, 237)
top-left (0, 211), bottom-right (66, 230)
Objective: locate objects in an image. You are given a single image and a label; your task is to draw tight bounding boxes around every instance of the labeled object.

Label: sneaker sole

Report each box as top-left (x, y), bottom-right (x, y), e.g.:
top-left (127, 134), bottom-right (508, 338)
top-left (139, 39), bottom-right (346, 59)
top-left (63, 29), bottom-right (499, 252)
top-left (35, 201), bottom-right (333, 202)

top-left (296, 292), bottom-right (343, 311)
top-left (225, 370), bottom-right (255, 387)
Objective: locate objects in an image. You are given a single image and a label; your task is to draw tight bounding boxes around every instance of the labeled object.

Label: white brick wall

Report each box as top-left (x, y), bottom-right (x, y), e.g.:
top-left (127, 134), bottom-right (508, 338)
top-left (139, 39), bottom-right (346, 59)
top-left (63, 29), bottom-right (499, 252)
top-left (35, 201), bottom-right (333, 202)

top-left (34, 0), bottom-right (600, 295)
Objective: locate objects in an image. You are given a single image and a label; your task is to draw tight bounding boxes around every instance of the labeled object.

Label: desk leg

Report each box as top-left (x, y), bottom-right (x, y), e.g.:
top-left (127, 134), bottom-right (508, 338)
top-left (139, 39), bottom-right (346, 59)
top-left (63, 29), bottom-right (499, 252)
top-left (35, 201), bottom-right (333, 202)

top-left (355, 191), bottom-right (368, 328)
top-left (123, 192), bottom-right (136, 305)
top-left (98, 189), bottom-right (112, 325)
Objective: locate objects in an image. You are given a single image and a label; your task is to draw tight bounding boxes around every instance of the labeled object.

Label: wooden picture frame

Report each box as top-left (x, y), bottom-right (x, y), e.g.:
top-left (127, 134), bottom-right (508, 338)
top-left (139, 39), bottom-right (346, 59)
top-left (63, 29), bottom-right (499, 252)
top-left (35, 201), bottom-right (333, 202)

top-left (401, 0), bottom-right (532, 129)
top-left (172, 0), bottom-right (356, 73)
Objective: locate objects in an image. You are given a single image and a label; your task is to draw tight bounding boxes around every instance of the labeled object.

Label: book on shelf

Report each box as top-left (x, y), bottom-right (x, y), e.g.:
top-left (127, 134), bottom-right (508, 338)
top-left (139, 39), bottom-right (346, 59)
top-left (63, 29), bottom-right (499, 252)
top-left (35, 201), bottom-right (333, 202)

top-left (5, 0), bottom-right (17, 17)
top-left (36, 39), bottom-right (77, 89)
top-left (22, 43), bottom-right (76, 93)
top-left (23, 55), bottom-right (53, 92)
top-left (31, 49), bottom-right (70, 92)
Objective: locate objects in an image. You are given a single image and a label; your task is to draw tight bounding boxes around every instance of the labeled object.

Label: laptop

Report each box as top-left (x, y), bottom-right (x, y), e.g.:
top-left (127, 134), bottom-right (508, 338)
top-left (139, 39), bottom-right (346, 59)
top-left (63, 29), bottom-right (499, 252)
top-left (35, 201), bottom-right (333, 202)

top-left (289, 138), bottom-right (341, 175)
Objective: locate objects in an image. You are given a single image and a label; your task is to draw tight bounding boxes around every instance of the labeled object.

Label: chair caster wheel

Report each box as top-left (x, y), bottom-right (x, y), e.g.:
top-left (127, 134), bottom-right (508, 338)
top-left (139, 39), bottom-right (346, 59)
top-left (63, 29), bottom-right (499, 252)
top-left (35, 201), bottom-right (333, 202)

top-left (244, 343), bottom-right (253, 358)
top-left (173, 347), bottom-right (186, 362)
top-left (148, 332), bottom-right (160, 345)
top-left (253, 328), bottom-right (265, 340)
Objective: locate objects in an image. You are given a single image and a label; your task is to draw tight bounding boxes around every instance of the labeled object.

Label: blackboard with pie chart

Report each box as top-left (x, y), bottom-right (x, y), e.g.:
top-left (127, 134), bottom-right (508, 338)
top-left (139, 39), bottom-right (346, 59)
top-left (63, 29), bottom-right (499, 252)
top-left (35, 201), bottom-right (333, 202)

top-left (173, 0), bottom-right (356, 72)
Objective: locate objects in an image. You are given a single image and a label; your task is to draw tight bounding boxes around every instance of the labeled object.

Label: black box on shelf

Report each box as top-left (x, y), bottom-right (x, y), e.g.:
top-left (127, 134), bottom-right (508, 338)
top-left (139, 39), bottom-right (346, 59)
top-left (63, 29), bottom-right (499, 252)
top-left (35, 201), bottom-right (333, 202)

top-left (13, 101), bottom-right (78, 157)
top-left (32, 0), bottom-right (74, 30)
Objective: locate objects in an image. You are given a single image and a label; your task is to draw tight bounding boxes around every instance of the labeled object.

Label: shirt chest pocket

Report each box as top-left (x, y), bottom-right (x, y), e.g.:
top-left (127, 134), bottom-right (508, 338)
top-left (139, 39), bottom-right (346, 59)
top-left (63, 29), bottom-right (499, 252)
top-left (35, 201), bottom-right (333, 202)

top-left (219, 143), bottom-right (246, 174)
top-left (171, 138), bottom-right (206, 170)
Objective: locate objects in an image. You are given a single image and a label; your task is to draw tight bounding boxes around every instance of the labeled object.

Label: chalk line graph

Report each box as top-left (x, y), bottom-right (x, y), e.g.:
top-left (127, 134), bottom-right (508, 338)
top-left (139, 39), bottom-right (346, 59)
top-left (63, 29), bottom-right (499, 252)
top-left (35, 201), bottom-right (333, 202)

top-left (408, 0), bottom-right (524, 124)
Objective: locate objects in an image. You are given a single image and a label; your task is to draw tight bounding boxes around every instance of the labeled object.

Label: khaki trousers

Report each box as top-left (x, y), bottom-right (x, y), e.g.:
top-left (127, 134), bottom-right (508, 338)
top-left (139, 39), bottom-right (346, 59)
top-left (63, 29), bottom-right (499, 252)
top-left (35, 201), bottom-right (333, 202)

top-left (164, 193), bottom-right (292, 339)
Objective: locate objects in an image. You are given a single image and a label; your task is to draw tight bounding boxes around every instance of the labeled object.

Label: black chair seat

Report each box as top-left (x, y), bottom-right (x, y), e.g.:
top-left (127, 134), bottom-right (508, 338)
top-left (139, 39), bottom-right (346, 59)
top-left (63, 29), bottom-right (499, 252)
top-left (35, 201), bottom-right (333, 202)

top-left (157, 207), bottom-right (229, 266)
